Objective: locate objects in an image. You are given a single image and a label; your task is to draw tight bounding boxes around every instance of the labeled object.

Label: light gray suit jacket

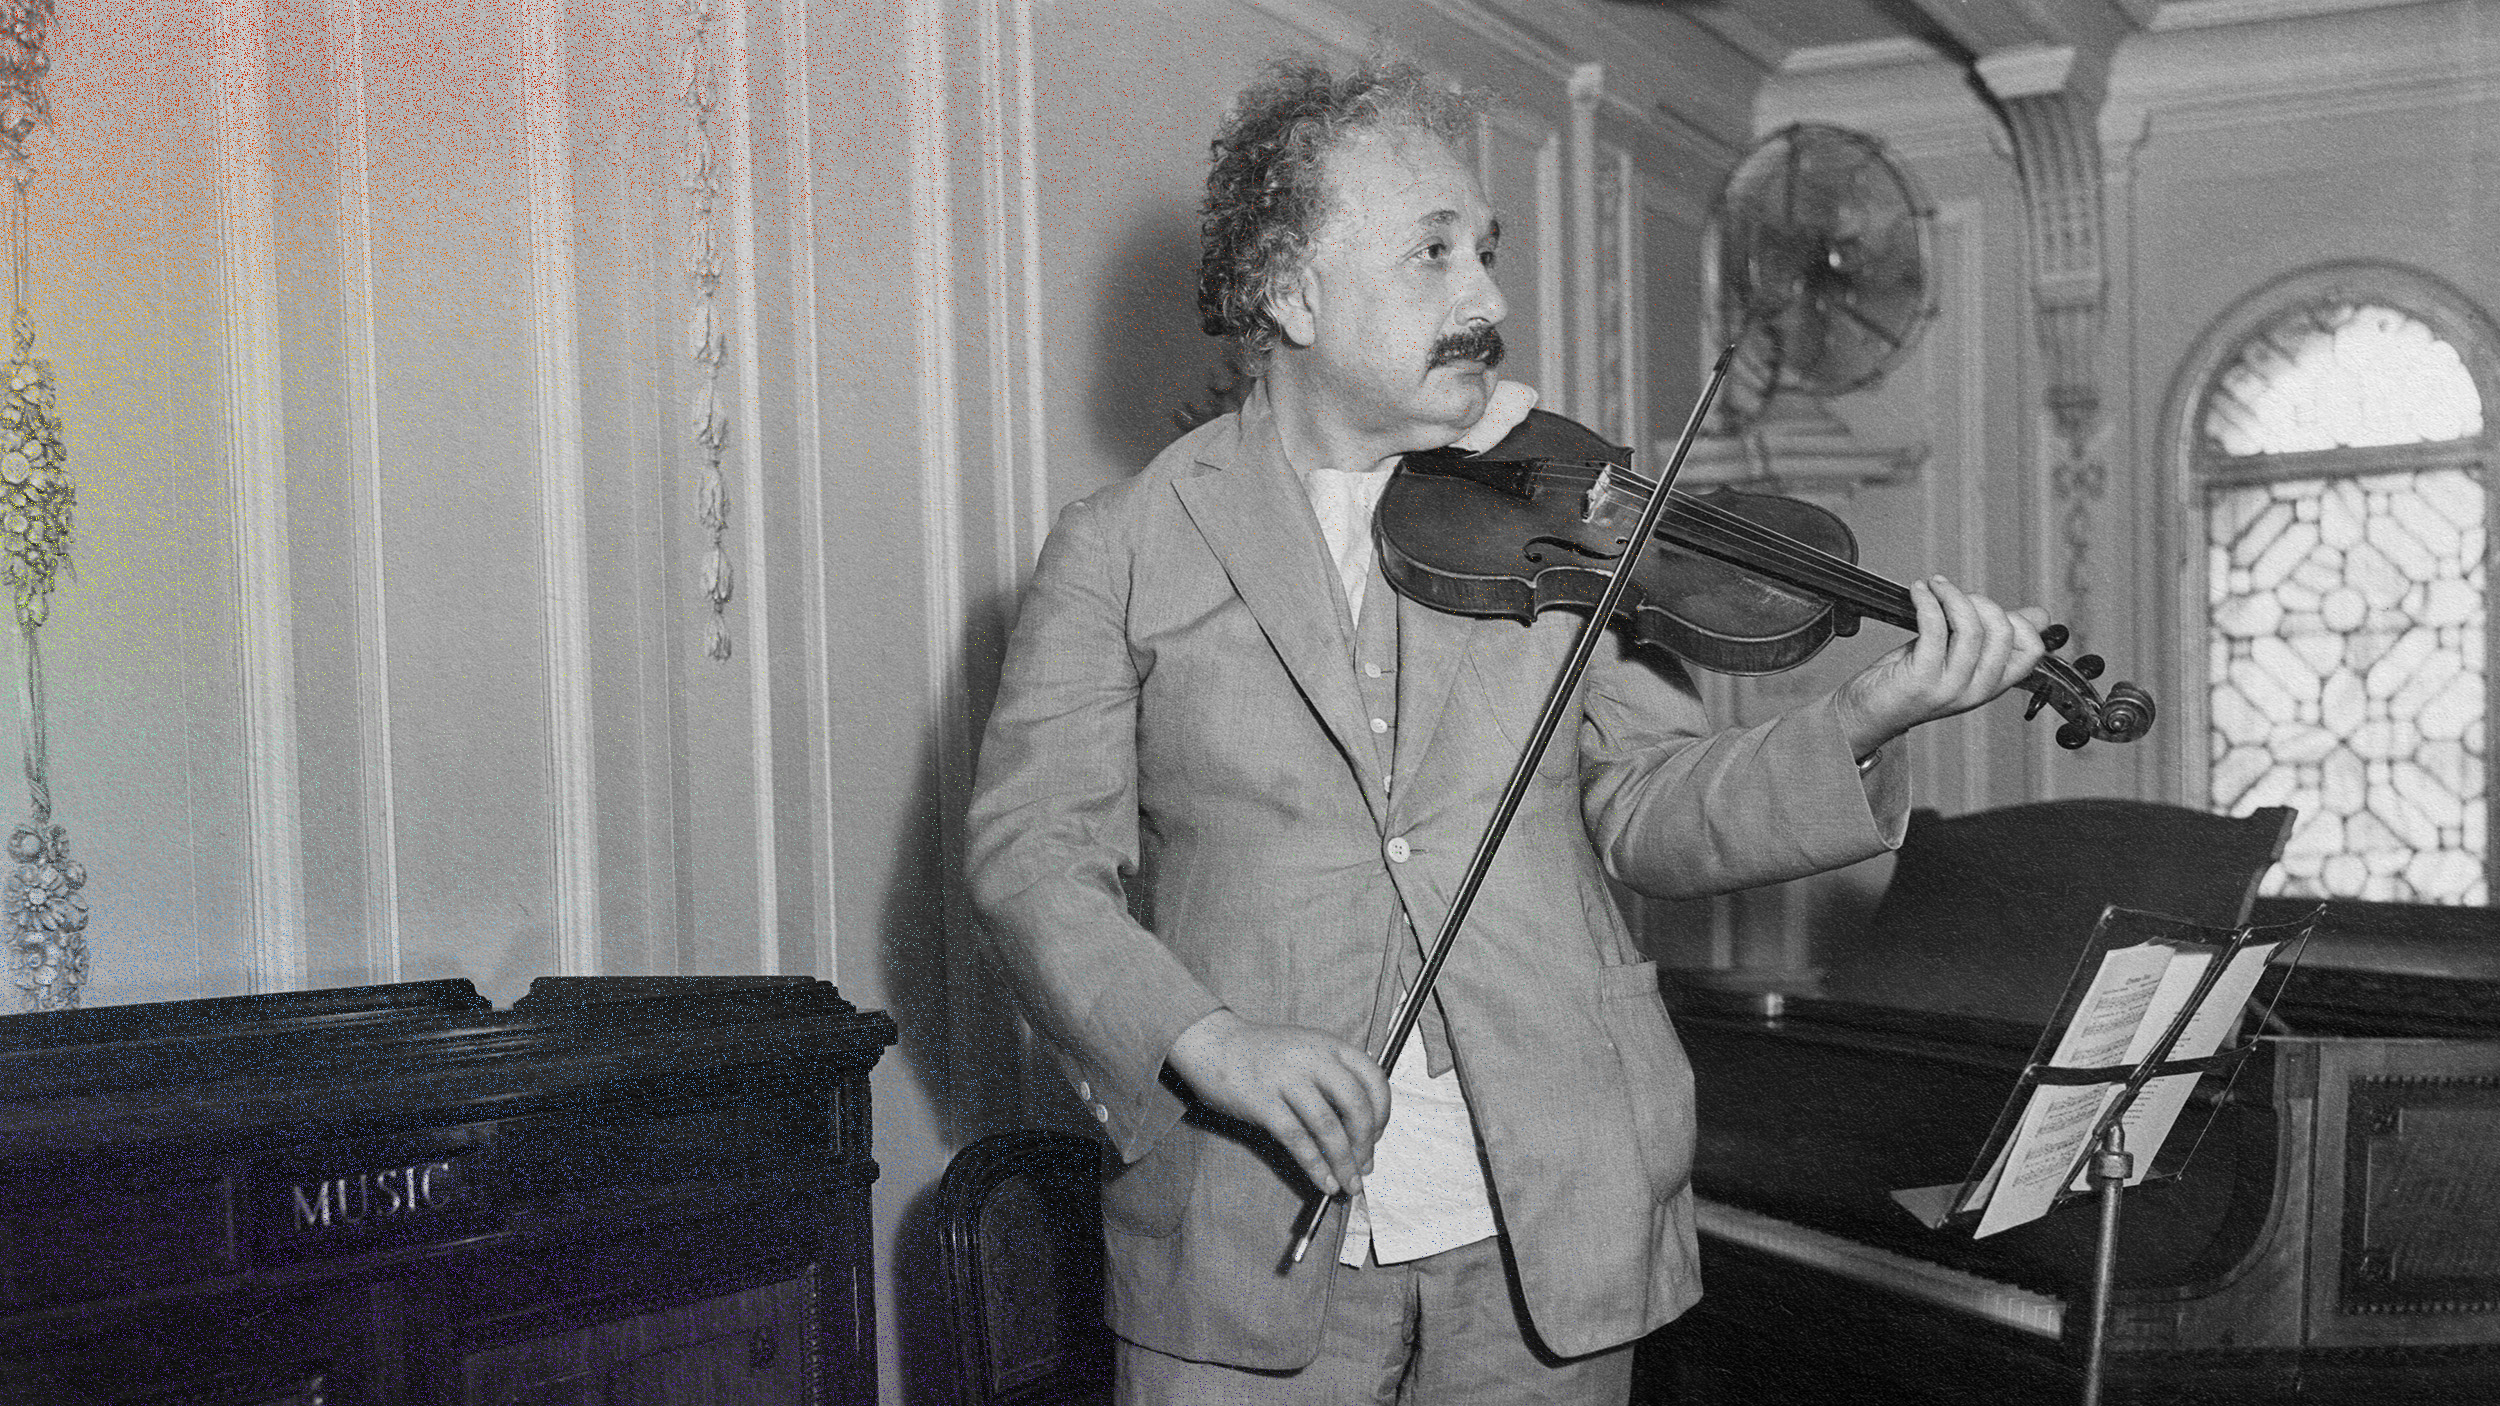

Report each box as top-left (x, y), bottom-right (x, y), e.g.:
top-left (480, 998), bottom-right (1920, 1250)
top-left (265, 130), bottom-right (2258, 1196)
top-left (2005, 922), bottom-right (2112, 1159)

top-left (964, 389), bottom-right (1908, 1368)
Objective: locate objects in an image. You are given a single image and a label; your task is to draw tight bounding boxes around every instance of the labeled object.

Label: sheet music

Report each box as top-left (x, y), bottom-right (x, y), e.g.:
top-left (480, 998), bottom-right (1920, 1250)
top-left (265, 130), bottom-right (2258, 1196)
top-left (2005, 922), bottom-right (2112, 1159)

top-left (1968, 942), bottom-right (2175, 1237)
top-left (1891, 905), bottom-right (2318, 1245)
top-left (2068, 938), bottom-right (2282, 1191)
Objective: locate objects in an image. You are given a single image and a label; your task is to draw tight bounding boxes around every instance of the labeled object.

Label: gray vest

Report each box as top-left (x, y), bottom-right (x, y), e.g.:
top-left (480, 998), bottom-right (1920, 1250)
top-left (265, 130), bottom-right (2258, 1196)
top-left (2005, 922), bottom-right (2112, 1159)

top-left (1351, 553), bottom-right (1454, 1077)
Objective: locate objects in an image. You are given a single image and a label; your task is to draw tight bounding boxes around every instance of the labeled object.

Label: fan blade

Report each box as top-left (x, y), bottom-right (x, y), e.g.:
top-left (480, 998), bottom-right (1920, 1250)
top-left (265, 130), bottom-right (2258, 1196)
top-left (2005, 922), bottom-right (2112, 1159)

top-left (1830, 294), bottom-right (1906, 351)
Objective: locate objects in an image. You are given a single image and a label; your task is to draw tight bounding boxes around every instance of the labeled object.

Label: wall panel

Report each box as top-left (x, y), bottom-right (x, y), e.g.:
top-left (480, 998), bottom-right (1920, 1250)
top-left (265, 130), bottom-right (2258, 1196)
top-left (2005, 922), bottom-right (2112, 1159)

top-left (1476, 106), bottom-right (1563, 416)
top-left (40, 0), bottom-right (250, 1007)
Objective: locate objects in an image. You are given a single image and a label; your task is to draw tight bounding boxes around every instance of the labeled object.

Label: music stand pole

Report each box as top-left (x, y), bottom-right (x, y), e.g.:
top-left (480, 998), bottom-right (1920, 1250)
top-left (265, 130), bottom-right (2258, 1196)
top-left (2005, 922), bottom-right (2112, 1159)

top-left (2080, 1119), bottom-right (2133, 1406)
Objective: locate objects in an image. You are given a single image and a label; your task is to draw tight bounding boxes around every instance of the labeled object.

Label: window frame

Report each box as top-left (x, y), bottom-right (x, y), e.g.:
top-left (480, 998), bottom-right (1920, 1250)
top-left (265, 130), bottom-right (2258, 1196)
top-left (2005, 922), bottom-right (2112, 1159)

top-left (2164, 261), bottom-right (2500, 903)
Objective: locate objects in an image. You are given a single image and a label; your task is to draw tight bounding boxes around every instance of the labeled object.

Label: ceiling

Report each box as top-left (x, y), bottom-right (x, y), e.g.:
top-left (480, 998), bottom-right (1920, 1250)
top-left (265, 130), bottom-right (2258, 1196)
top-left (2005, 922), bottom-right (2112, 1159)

top-left (1460, 0), bottom-right (2178, 157)
top-left (1583, 0), bottom-right (2163, 71)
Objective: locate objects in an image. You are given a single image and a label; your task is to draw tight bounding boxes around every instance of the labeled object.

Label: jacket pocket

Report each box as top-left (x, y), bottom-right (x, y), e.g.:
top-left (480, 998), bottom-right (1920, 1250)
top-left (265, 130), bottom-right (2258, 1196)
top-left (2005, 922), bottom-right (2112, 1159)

top-left (1591, 960), bottom-right (1697, 1202)
top-left (1100, 1120), bottom-right (1201, 1238)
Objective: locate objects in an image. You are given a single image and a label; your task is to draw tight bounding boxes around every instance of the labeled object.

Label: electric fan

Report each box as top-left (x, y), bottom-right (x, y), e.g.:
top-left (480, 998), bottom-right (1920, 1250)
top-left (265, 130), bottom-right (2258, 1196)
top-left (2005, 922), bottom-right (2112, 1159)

top-left (1708, 122), bottom-right (1938, 418)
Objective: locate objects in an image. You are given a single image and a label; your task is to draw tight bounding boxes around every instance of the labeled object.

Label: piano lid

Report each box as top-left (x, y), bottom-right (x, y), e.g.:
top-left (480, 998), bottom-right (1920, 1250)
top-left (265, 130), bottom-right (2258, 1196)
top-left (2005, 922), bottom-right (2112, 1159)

top-left (1815, 802), bottom-right (2295, 1027)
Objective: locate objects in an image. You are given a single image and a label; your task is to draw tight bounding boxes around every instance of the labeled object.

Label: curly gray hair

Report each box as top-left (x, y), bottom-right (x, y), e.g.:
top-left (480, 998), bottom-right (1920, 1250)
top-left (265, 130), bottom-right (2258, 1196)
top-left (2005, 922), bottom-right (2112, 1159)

top-left (1196, 57), bottom-right (1479, 362)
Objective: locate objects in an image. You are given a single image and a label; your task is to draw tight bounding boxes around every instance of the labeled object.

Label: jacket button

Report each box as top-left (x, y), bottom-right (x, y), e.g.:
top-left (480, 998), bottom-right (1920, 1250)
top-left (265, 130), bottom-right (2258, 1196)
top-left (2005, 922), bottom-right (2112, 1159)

top-left (1078, 1080), bottom-right (1092, 1101)
top-left (1370, 717), bottom-right (1388, 734)
top-left (1093, 1103), bottom-right (1111, 1123)
top-left (1386, 836), bottom-right (1411, 863)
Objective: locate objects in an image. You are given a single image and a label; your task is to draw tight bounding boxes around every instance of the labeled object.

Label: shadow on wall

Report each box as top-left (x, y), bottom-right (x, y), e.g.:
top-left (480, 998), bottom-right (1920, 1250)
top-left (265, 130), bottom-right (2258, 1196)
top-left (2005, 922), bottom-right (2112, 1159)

top-left (881, 586), bottom-right (1099, 1405)
top-left (875, 725), bottom-right (978, 1406)
top-left (886, 184), bottom-right (1242, 1406)
top-left (1087, 197), bottom-right (1240, 471)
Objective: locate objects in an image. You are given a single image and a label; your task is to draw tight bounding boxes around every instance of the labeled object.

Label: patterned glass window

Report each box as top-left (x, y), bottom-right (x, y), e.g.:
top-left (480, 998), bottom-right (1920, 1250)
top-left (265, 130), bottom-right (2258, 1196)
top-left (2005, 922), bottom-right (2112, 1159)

top-left (2203, 305), bottom-right (2482, 455)
top-left (2199, 297), bottom-right (2492, 904)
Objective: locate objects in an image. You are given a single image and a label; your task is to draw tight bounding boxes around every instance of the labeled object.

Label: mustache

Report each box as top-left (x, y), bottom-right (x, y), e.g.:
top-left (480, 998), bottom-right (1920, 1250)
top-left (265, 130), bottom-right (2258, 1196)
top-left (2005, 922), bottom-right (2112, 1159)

top-left (1427, 325), bottom-right (1505, 370)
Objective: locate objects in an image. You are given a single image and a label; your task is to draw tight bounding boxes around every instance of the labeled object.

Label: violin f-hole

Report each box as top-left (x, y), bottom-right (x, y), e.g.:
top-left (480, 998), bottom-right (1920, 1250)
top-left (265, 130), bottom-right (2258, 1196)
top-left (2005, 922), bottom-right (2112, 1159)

top-left (1525, 533), bottom-right (1623, 565)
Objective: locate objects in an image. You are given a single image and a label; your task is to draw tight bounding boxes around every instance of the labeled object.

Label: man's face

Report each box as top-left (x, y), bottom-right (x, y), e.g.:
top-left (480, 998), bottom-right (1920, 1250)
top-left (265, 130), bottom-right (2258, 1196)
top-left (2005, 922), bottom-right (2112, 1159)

top-left (1280, 123), bottom-right (1507, 448)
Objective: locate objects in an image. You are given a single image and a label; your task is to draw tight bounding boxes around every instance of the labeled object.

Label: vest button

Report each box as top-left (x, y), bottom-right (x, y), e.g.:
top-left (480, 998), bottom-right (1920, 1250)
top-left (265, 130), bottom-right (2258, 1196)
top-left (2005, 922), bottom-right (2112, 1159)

top-left (1386, 836), bottom-right (1411, 863)
top-left (1370, 717), bottom-right (1388, 734)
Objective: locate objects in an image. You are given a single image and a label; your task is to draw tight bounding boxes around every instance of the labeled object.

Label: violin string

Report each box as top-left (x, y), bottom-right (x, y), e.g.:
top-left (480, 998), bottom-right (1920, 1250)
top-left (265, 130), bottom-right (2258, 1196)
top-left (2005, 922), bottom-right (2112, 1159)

top-left (1521, 461), bottom-right (1915, 625)
top-left (1552, 466), bottom-right (1907, 619)
top-left (1436, 462), bottom-right (2095, 722)
top-left (1508, 462), bottom-right (2096, 709)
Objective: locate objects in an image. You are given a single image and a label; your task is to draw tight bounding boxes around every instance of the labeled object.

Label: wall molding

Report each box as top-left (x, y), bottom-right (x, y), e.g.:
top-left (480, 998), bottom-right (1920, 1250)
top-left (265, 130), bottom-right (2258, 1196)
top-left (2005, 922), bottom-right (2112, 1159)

top-left (977, 0), bottom-right (1048, 587)
top-left (1473, 105), bottom-right (1564, 409)
top-left (1782, 36), bottom-right (1945, 75)
top-left (1236, 0), bottom-right (1371, 56)
top-left (2146, 0), bottom-right (2443, 32)
top-left (326, 0), bottom-right (401, 986)
top-left (212, 0), bottom-right (306, 995)
top-left (1534, 123), bottom-right (1563, 416)
top-left (905, 0), bottom-right (971, 982)
top-left (1010, 0), bottom-right (1049, 574)
top-left (523, 0), bottom-right (600, 978)
top-left (1973, 49), bottom-right (2112, 644)
top-left (1937, 198), bottom-right (1997, 811)
top-left (716, 0), bottom-right (780, 973)
top-left (1421, 0), bottom-right (1746, 165)
top-left (782, 0), bottom-right (838, 985)
top-left (1567, 64), bottom-right (1599, 423)
top-left (1592, 142), bottom-right (1633, 445)
top-left (1756, 51), bottom-right (1999, 161)
top-left (2108, 1), bottom-right (2500, 144)
top-left (1235, 0), bottom-right (1743, 168)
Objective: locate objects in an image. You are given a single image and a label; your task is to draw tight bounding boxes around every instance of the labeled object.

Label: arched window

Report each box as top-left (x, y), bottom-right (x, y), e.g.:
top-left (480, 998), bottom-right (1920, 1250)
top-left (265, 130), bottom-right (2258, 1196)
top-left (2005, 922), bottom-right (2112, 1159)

top-left (2179, 266), bottom-right (2500, 904)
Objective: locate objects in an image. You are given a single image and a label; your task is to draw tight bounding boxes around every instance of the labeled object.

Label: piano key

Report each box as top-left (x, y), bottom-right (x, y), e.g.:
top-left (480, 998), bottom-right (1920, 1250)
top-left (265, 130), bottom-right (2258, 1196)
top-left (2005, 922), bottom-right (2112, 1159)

top-left (1694, 1196), bottom-right (2066, 1340)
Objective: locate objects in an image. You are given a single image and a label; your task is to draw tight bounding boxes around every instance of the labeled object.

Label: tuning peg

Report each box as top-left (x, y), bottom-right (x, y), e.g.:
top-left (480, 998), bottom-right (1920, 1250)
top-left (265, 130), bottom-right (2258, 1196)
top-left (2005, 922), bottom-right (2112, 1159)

top-left (2056, 721), bottom-right (2091, 750)
top-left (2075, 654), bottom-right (2105, 680)
top-left (2023, 693), bottom-right (2047, 721)
top-left (2041, 623), bottom-right (2070, 652)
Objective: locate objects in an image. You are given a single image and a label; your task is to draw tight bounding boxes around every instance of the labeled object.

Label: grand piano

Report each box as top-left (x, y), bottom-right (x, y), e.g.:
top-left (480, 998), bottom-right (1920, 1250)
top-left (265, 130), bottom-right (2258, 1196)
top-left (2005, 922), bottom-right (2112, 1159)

top-left (1646, 802), bottom-right (2500, 1405)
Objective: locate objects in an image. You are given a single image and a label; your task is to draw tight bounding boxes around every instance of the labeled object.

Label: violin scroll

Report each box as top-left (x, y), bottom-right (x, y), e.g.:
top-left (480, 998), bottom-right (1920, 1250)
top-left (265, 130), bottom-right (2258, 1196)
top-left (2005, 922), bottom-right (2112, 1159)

top-left (2023, 622), bottom-right (2156, 750)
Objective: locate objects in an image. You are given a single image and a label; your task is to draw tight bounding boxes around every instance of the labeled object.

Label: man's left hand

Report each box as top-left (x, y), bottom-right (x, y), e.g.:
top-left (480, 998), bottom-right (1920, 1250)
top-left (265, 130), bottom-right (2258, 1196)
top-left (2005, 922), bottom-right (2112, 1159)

top-left (1834, 575), bottom-right (2049, 758)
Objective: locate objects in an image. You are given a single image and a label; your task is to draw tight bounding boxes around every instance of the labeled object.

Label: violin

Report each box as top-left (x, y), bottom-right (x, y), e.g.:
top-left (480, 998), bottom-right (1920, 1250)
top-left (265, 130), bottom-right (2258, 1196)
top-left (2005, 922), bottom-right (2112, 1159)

top-left (1376, 407), bottom-right (2155, 750)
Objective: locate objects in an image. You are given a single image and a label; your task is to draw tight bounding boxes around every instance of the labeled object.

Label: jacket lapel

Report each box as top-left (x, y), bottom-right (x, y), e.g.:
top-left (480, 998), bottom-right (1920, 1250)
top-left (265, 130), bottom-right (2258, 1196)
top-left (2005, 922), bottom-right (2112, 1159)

top-left (1170, 405), bottom-right (1375, 784)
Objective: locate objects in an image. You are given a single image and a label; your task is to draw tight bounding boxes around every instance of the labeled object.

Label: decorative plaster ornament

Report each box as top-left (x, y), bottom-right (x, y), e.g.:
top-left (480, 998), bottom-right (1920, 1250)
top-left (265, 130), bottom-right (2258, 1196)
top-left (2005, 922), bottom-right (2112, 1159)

top-left (0, 0), bottom-right (80, 1012)
top-left (684, 0), bottom-right (734, 661)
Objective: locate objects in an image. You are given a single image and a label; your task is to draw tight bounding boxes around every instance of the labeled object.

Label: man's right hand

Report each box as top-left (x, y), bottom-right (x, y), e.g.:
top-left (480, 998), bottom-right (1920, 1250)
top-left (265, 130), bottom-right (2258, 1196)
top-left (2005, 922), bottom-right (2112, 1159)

top-left (1165, 1009), bottom-right (1390, 1198)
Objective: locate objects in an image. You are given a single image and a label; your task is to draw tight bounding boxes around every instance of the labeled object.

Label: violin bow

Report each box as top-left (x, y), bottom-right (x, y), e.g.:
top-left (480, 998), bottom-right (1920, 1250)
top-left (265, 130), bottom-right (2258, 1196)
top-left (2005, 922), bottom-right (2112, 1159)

top-left (1283, 342), bottom-right (1742, 1267)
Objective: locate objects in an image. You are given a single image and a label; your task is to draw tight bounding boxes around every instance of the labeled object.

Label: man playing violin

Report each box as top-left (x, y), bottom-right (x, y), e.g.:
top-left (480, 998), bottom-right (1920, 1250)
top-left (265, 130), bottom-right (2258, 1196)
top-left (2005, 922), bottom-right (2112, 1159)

top-left (966, 55), bottom-right (2049, 1405)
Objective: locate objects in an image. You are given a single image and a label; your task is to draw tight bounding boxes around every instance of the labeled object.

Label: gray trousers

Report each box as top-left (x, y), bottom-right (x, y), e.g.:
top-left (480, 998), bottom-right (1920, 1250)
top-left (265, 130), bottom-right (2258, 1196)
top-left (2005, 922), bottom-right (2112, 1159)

top-left (1114, 1236), bottom-right (1636, 1405)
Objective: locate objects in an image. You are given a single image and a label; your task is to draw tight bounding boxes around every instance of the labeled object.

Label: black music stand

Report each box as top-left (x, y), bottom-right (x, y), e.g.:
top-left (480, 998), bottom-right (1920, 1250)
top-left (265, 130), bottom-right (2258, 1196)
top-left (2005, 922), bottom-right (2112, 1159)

top-left (1891, 903), bottom-right (2321, 1406)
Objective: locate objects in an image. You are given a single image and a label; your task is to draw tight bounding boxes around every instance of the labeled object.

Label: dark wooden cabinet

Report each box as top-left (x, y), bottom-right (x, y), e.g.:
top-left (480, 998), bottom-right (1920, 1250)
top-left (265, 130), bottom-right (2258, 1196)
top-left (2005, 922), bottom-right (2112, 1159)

top-left (0, 976), bottom-right (895, 1406)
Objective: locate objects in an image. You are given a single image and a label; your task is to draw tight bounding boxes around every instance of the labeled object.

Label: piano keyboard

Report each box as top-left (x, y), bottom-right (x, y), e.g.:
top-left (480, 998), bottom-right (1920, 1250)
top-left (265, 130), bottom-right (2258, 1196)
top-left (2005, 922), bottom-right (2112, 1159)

top-left (1694, 1197), bottom-right (2066, 1340)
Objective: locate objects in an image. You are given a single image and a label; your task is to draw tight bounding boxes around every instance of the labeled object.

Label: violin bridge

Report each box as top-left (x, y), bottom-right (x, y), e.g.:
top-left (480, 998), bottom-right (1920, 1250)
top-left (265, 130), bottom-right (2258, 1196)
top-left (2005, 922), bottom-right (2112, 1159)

top-left (1581, 463), bottom-right (1637, 527)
